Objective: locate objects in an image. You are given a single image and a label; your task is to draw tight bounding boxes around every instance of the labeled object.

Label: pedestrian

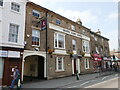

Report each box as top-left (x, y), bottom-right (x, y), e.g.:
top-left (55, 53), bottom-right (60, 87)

top-left (9, 66), bottom-right (20, 89)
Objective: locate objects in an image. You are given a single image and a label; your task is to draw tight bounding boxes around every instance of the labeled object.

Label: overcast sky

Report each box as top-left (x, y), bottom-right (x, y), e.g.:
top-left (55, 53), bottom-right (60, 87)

top-left (30, 0), bottom-right (119, 51)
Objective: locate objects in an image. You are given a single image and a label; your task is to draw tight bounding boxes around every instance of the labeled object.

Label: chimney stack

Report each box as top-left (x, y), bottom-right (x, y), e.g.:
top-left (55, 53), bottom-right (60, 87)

top-left (76, 18), bottom-right (82, 25)
top-left (96, 29), bottom-right (101, 35)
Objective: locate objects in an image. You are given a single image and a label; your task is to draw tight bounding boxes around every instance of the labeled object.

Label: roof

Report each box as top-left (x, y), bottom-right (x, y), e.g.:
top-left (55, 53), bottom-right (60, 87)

top-left (90, 31), bottom-right (109, 41)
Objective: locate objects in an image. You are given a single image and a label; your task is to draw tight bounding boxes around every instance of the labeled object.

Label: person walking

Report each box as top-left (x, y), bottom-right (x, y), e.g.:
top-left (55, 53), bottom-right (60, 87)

top-left (9, 67), bottom-right (20, 89)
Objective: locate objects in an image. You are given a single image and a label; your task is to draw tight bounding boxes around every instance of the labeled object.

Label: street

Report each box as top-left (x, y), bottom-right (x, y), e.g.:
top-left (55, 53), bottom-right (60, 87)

top-left (22, 72), bottom-right (119, 88)
top-left (85, 77), bottom-right (119, 88)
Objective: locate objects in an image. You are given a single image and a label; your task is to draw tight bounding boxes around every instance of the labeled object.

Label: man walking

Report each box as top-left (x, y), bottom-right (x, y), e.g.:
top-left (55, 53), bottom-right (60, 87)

top-left (9, 67), bottom-right (20, 89)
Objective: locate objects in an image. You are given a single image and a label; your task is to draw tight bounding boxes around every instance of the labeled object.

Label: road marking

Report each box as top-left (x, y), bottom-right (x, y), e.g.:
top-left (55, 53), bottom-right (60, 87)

top-left (102, 76), bottom-right (109, 80)
top-left (80, 81), bottom-right (90, 86)
top-left (85, 77), bottom-right (118, 88)
top-left (68, 81), bottom-right (90, 88)
top-left (115, 74), bottom-right (118, 77)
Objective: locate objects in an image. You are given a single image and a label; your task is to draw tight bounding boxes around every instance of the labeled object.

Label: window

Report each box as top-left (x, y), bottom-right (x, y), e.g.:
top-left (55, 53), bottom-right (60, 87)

top-left (32, 30), bottom-right (40, 46)
top-left (82, 40), bottom-right (90, 53)
top-left (32, 10), bottom-right (40, 18)
top-left (71, 25), bottom-right (75, 30)
top-left (84, 58), bottom-right (89, 69)
top-left (56, 19), bottom-right (61, 25)
top-left (9, 24), bottom-right (19, 43)
top-left (72, 39), bottom-right (77, 51)
top-left (56, 57), bottom-right (64, 71)
top-left (54, 33), bottom-right (65, 49)
top-left (82, 30), bottom-right (86, 35)
top-left (0, 0), bottom-right (3, 6)
top-left (11, 2), bottom-right (20, 12)
top-left (96, 47), bottom-right (99, 54)
top-left (94, 36), bottom-right (97, 41)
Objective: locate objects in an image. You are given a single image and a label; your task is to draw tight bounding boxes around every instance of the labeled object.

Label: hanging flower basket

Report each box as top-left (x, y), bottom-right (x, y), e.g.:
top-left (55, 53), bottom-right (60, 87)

top-left (48, 49), bottom-right (54, 54)
top-left (81, 52), bottom-right (85, 57)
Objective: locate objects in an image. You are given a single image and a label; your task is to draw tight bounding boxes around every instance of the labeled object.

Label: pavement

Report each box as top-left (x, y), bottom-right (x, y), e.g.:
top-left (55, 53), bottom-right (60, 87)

top-left (1, 71), bottom-right (119, 89)
top-left (22, 71), bottom-right (118, 88)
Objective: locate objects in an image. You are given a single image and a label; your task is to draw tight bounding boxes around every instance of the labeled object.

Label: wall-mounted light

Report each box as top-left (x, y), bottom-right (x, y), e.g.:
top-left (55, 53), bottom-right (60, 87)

top-left (27, 34), bottom-right (30, 38)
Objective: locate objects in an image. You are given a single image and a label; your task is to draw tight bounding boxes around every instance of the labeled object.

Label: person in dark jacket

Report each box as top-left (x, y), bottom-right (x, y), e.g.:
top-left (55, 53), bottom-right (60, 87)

top-left (9, 67), bottom-right (20, 88)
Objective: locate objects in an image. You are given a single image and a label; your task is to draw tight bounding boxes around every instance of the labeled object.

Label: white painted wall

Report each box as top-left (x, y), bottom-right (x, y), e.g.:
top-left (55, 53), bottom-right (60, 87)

top-left (0, 0), bottom-right (27, 48)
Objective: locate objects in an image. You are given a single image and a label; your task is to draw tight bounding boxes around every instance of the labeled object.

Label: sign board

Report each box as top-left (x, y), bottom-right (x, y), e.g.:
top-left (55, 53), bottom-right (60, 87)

top-left (41, 19), bottom-right (47, 30)
top-left (8, 51), bottom-right (20, 58)
top-left (0, 50), bottom-right (8, 57)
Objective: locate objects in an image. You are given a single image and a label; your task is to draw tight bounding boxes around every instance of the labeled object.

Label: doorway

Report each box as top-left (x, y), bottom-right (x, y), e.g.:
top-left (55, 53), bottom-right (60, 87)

top-left (23, 55), bottom-right (45, 82)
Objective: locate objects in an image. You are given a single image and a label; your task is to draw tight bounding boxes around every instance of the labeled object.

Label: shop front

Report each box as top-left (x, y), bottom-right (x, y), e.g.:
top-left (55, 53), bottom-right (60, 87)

top-left (92, 54), bottom-right (102, 72)
top-left (0, 48), bottom-right (23, 86)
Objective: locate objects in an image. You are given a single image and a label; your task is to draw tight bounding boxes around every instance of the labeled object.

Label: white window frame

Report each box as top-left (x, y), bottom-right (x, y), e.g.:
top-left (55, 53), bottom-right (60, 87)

top-left (32, 29), bottom-right (40, 46)
top-left (82, 40), bottom-right (90, 53)
top-left (96, 47), bottom-right (99, 54)
top-left (82, 30), bottom-right (86, 35)
top-left (72, 39), bottom-right (77, 51)
top-left (54, 32), bottom-right (65, 49)
top-left (32, 10), bottom-right (40, 18)
top-left (8, 23), bottom-right (19, 43)
top-left (56, 57), bottom-right (64, 71)
top-left (71, 25), bottom-right (75, 30)
top-left (84, 58), bottom-right (90, 69)
top-left (11, 2), bottom-right (20, 12)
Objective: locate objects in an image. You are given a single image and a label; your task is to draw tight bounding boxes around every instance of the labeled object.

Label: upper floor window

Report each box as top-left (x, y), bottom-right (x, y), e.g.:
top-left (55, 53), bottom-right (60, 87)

top-left (82, 40), bottom-right (90, 53)
top-left (54, 33), bottom-right (65, 49)
top-left (71, 25), bottom-right (75, 30)
top-left (96, 47), bottom-right (99, 54)
top-left (32, 10), bottom-right (40, 18)
top-left (84, 58), bottom-right (89, 69)
top-left (72, 39), bottom-right (77, 51)
top-left (94, 36), bottom-right (97, 41)
top-left (9, 24), bottom-right (19, 43)
top-left (32, 30), bottom-right (40, 46)
top-left (56, 19), bottom-right (61, 25)
top-left (56, 57), bottom-right (64, 71)
top-left (82, 30), bottom-right (86, 35)
top-left (11, 2), bottom-right (20, 12)
top-left (0, 0), bottom-right (3, 6)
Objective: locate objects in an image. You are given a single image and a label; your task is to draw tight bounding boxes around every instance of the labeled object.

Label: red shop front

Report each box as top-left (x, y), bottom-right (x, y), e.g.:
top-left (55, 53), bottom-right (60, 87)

top-left (92, 54), bottom-right (102, 72)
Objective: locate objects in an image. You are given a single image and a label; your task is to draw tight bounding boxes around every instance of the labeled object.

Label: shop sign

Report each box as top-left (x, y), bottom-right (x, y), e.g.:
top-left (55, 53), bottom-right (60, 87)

top-left (0, 50), bottom-right (8, 57)
top-left (8, 51), bottom-right (20, 58)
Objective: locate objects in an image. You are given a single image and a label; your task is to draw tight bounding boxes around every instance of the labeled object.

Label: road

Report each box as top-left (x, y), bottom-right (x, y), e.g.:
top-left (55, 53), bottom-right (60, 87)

top-left (60, 73), bottom-right (119, 88)
top-left (85, 77), bottom-right (119, 88)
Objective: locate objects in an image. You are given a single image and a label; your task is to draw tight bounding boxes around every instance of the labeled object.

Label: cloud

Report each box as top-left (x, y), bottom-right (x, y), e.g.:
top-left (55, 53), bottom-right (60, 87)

top-left (55, 8), bottom-right (98, 25)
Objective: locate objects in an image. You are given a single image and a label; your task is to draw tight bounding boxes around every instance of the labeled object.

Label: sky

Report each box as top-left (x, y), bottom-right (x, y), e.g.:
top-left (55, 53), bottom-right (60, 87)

top-left (30, 0), bottom-right (119, 51)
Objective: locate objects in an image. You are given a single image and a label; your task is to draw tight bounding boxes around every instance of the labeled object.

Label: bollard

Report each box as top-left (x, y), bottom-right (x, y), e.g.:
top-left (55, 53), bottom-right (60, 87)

top-left (76, 70), bottom-right (80, 80)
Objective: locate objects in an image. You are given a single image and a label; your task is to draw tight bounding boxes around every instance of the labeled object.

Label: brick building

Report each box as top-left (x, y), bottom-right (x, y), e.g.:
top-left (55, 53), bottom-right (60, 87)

top-left (90, 30), bottom-right (110, 72)
top-left (22, 2), bottom-right (94, 81)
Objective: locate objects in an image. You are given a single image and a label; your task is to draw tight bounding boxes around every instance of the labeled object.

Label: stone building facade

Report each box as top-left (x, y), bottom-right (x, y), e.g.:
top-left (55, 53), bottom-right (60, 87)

top-left (22, 1), bottom-right (110, 81)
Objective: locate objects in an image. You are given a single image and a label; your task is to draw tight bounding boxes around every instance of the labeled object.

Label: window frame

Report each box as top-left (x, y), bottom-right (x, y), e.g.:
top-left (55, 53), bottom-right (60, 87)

top-left (11, 2), bottom-right (20, 12)
top-left (54, 32), bottom-right (65, 49)
top-left (32, 10), bottom-right (40, 18)
top-left (56, 57), bottom-right (64, 71)
top-left (8, 23), bottom-right (19, 43)
top-left (72, 39), bottom-right (77, 51)
top-left (56, 18), bottom-right (61, 25)
top-left (71, 25), bottom-right (75, 30)
top-left (32, 29), bottom-right (40, 46)
top-left (84, 58), bottom-right (90, 69)
top-left (82, 40), bottom-right (90, 53)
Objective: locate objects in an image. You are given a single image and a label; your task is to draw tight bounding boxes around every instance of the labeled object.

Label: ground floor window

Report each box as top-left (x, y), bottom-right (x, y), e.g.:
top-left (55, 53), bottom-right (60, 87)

top-left (56, 57), bottom-right (64, 71)
top-left (84, 58), bottom-right (90, 69)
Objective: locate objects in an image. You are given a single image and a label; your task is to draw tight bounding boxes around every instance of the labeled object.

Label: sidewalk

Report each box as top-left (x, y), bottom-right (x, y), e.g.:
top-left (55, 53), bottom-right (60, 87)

top-left (22, 71), bottom-right (118, 88)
